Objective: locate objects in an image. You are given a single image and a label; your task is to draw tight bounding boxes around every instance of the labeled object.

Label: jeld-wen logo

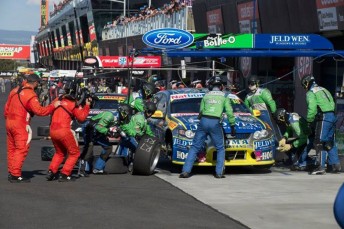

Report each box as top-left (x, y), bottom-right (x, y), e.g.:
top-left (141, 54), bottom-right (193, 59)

top-left (269, 35), bottom-right (310, 44)
top-left (143, 28), bottom-right (194, 49)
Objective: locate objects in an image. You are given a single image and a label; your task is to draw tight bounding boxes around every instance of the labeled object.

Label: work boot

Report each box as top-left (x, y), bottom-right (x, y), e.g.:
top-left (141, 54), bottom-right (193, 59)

top-left (309, 166), bottom-right (326, 175)
top-left (329, 164), bottom-right (342, 173)
top-left (214, 174), bottom-right (226, 179)
top-left (58, 173), bottom-right (75, 182)
top-left (179, 172), bottom-right (191, 178)
top-left (8, 175), bottom-right (31, 183)
top-left (92, 169), bottom-right (104, 174)
top-left (78, 160), bottom-right (89, 177)
top-left (46, 170), bottom-right (58, 181)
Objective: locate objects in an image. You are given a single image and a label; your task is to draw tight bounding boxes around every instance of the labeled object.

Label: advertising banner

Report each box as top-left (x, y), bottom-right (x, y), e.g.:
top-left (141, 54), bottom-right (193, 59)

top-left (84, 56), bottom-right (162, 68)
top-left (0, 45), bottom-right (30, 60)
top-left (316, 0), bottom-right (344, 31)
top-left (206, 9), bottom-right (224, 33)
top-left (189, 33), bottom-right (253, 49)
top-left (237, 0), bottom-right (260, 33)
top-left (41, 0), bottom-right (48, 27)
top-left (255, 34), bottom-right (333, 50)
top-left (89, 24), bottom-right (96, 42)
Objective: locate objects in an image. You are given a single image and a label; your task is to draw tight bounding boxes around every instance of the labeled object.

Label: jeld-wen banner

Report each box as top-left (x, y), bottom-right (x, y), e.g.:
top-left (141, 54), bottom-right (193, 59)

top-left (0, 45), bottom-right (31, 60)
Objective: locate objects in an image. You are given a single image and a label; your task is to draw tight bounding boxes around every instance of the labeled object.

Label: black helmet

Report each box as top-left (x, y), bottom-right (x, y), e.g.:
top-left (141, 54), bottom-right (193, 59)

top-left (275, 108), bottom-right (288, 123)
top-left (301, 74), bottom-right (315, 90)
top-left (142, 83), bottom-right (156, 99)
top-left (247, 75), bottom-right (259, 86)
top-left (206, 76), bottom-right (222, 90)
top-left (144, 101), bottom-right (157, 117)
top-left (118, 103), bottom-right (132, 123)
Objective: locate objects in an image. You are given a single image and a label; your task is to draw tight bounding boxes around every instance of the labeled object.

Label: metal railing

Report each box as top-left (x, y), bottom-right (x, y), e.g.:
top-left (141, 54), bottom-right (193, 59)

top-left (102, 6), bottom-right (195, 40)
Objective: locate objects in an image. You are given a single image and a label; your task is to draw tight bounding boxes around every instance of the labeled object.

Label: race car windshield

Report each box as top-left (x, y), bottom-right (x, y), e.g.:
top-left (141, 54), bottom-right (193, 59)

top-left (171, 98), bottom-right (202, 113)
top-left (93, 100), bottom-right (120, 110)
top-left (229, 99), bottom-right (251, 113)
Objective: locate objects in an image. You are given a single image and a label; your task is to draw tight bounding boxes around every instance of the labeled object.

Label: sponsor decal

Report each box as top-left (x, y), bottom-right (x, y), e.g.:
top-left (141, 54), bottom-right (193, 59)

top-left (255, 150), bottom-right (273, 161)
top-left (176, 151), bottom-right (188, 160)
top-left (225, 139), bottom-right (249, 148)
top-left (167, 119), bottom-right (178, 130)
top-left (170, 93), bottom-right (204, 101)
top-left (97, 56), bottom-right (161, 68)
top-left (173, 138), bottom-right (193, 146)
top-left (254, 139), bottom-right (274, 150)
top-left (97, 95), bottom-right (126, 101)
top-left (142, 28), bottom-right (194, 49)
top-left (84, 57), bottom-right (97, 64)
top-left (171, 113), bottom-right (199, 117)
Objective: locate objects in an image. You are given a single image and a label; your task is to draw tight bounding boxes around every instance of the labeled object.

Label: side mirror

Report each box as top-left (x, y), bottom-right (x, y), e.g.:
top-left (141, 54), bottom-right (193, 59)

top-left (252, 109), bottom-right (261, 117)
top-left (151, 110), bottom-right (164, 119)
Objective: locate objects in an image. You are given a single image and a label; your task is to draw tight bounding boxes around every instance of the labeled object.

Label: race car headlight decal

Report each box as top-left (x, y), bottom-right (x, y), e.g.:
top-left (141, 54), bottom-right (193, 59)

top-left (185, 130), bottom-right (195, 138)
top-left (253, 130), bottom-right (269, 140)
top-left (178, 129), bottom-right (195, 139)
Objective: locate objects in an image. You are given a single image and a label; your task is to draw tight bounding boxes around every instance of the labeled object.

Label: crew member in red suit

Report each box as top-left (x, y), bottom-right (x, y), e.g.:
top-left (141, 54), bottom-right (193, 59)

top-left (4, 74), bottom-right (60, 183)
top-left (46, 82), bottom-right (91, 182)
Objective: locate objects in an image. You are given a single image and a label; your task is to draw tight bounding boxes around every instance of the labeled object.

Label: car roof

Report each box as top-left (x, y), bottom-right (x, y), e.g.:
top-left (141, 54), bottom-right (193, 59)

top-left (158, 88), bottom-right (208, 96)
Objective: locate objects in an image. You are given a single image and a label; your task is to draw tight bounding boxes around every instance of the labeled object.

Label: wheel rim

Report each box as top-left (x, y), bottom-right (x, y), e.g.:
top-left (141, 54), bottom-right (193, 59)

top-left (149, 147), bottom-right (161, 172)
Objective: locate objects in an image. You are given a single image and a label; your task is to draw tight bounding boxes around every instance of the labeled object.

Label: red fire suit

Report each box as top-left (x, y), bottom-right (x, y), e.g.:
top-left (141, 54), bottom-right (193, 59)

top-left (48, 96), bottom-right (90, 176)
top-left (4, 84), bottom-right (55, 177)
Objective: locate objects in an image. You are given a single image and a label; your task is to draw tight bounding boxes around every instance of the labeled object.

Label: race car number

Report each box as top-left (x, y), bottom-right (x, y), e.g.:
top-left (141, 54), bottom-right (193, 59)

top-left (255, 151), bottom-right (273, 161)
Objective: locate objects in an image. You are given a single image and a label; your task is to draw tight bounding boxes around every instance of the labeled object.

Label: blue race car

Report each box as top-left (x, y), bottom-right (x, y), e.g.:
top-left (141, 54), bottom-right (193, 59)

top-left (149, 88), bottom-right (275, 168)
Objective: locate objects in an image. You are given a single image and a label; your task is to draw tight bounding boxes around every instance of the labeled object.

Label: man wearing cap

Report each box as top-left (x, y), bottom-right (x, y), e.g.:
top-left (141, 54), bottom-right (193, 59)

top-left (4, 74), bottom-right (60, 183)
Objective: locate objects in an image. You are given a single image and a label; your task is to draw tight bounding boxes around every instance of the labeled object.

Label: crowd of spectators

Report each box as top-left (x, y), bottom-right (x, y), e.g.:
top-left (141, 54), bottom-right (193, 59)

top-left (50, 0), bottom-right (73, 18)
top-left (103, 0), bottom-right (191, 30)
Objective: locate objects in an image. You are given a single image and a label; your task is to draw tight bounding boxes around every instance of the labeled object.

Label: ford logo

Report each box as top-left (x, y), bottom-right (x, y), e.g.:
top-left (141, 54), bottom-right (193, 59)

top-left (142, 28), bottom-right (194, 49)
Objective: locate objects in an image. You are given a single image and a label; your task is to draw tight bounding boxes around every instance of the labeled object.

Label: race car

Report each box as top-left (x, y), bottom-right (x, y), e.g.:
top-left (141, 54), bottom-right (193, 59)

top-left (73, 93), bottom-right (127, 144)
top-left (149, 88), bottom-right (275, 169)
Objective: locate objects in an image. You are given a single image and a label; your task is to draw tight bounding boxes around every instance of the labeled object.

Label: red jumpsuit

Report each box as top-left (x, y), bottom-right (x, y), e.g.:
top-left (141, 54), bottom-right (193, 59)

top-left (4, 84), bottom-right (55, 177)
top-left (48, 96), bottom-right (90, 176)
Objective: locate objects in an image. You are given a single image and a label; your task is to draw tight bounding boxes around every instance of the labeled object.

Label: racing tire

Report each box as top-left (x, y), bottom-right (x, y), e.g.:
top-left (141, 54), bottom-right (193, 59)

top-left (41, 146), bottom-right (55, 161)
top-left (132, 135), bottom-right (161, 176)
top-left (37, 126), bottom-right (50, 137)
top-left (104, 156), bottom-right (128, 174)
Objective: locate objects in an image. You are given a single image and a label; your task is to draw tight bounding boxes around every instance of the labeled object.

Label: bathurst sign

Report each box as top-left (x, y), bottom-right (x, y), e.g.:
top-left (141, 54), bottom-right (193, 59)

top-left (84, 56), bottom-right (161, 68)
top-left (0, 44), bottom-right (30, 60)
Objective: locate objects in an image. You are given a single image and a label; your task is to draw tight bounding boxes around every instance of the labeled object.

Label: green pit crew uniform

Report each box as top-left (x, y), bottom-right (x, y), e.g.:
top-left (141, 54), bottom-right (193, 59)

top-left (80, 111), bottom-right (116, 173)
top-left (117, 112), bottom-right (155, 157)
top-left (244, 88), bottom-right (282, 157)
top-left (281, 113), bottom-right (313, 169)
top-left (306, 84), bottom-right (340, 172)
top-left (182, 88), bottom-right (236, 176)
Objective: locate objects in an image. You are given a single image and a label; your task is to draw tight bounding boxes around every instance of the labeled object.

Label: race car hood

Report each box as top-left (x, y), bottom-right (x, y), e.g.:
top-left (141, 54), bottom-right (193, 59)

top-left (224, 112), bottom-right (265, 133)
top-left (170, 112), bottom-right (265, 133)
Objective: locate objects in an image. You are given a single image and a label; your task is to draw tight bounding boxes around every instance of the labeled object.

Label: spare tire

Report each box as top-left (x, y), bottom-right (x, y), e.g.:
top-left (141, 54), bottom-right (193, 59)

top-left (104, 156), bottom-right (128, 174)
top-left (38, 126), bottom-right (50, 137)
top-left (132, 135), bottom-right (161, 175)
top-left (41, 146), bottom-right (55, 161)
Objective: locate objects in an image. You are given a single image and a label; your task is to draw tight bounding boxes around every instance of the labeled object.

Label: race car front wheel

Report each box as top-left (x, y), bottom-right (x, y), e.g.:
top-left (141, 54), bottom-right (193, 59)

top-left (132, 135), bottom-right (161, 175)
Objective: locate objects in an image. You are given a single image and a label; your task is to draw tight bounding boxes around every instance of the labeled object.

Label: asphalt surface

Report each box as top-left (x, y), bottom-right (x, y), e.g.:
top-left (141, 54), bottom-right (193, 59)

top-left (0, 85), bottom-right (248, 229)
top-left (1, 84), bottom-right (344, 229)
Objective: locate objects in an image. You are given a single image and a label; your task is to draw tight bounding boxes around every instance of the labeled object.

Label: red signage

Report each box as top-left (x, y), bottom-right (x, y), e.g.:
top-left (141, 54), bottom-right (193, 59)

top-left (98, 56), bottom-right (162, 68)
top-left (0, 44), bottom-right (31, 60)
top-left (206, 9), bottom-right (224, 33)
top-left (89, 24), bottom-right (96, 42)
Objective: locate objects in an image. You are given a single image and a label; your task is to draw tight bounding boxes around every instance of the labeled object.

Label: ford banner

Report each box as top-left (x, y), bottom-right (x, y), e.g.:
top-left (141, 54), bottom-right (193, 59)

top-left (142, 28), bottom-right (194, 49)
